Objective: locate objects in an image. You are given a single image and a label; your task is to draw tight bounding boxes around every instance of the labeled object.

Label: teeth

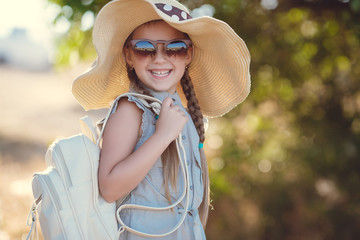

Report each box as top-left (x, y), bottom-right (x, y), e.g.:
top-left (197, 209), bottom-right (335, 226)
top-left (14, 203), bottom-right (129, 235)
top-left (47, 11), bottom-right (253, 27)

top-left (151, 70), bottom-right (170, 76)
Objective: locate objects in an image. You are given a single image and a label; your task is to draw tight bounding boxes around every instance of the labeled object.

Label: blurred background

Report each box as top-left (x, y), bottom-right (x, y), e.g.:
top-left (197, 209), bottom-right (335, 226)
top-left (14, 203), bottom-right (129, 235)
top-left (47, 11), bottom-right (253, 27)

top-left (0, 0), bottom-right (359, 239)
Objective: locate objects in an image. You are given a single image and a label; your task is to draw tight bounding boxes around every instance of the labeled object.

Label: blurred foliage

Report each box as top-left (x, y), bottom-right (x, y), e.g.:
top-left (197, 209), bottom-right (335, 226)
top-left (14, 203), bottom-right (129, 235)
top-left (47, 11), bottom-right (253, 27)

top-left (47, 0), bottom-right (109, 65)
top-left (47, 0), bottom-right (360, 239)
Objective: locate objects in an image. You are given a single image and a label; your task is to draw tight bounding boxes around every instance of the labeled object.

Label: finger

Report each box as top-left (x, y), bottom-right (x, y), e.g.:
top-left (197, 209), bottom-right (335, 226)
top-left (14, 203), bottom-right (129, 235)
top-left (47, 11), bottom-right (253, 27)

top-left (162, 97), bottom-right (173, 108)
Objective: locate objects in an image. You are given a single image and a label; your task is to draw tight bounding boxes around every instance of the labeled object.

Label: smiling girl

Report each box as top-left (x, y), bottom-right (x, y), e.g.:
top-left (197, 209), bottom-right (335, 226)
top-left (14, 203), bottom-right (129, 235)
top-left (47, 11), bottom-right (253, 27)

top-left (72, 0), bottom-right (251, 239)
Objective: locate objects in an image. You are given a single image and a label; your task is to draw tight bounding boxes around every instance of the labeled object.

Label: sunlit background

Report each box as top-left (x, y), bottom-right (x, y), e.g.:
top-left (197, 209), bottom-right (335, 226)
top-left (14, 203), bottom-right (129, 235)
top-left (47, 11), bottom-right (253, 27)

top-left (1, 0), bottom-right (360, 239)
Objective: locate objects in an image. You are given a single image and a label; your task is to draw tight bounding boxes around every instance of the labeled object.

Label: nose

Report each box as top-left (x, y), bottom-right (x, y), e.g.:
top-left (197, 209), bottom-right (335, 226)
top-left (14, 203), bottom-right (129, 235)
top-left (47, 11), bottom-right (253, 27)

top-left (152, 44), bottom-right (167, 63)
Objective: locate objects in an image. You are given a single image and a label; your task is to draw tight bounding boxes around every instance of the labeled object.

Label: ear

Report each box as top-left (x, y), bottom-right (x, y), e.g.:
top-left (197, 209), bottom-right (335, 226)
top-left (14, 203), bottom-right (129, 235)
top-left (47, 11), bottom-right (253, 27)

top-left (184, 45), bottom-right (193, 66)
top-left (123, 47), bottom-right (134, 67)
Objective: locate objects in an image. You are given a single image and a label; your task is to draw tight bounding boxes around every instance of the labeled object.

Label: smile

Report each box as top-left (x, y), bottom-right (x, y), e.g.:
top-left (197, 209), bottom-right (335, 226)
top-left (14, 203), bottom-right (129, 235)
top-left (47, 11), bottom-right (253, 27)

top-left (150, 70), bottom-right (171, 77)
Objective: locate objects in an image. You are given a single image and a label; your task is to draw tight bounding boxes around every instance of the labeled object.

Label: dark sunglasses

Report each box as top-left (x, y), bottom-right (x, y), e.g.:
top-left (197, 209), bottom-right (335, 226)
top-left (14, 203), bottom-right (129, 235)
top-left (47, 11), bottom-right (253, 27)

top-left (129, 39), bottom-right (192, 58)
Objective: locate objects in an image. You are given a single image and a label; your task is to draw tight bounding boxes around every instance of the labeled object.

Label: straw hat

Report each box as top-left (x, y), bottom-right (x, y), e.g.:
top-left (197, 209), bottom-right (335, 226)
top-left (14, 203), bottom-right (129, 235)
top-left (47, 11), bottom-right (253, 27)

top-left (72, 0), bottom-right (251, 117)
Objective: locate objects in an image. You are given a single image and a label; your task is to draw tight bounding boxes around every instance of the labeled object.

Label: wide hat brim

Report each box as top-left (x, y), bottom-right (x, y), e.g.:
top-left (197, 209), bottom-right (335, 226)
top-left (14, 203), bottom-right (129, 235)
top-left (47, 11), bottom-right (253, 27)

top-left (72, 0), bottom-right (251, 117)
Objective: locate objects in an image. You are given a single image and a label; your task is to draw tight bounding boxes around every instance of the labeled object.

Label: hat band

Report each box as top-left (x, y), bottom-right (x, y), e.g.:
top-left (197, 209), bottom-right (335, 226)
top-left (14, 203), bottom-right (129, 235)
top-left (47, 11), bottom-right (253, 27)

top-left (155, 3), bottom-right (192, 21)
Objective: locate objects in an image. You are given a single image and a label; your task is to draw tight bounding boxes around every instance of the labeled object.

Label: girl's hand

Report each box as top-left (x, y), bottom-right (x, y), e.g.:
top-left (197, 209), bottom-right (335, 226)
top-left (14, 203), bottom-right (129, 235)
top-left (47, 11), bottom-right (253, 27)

top-left (155, 97), bottom-right (188, 143)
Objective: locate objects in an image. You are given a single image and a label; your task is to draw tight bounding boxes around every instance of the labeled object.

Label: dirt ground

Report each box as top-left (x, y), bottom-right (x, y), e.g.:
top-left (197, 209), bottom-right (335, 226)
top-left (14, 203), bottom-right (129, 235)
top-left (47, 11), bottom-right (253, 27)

top-left (0, 64), bottom-right (107, 239)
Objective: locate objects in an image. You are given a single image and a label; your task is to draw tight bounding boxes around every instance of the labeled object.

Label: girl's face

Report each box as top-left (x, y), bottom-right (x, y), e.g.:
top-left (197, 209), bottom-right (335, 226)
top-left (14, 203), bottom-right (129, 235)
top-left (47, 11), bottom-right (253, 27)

top-left (125, 21), bottom-right (192, 94)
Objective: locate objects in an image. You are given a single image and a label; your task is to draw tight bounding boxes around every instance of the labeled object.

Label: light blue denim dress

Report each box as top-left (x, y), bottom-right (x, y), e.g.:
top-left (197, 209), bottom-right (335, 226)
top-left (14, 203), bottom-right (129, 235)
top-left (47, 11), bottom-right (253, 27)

top-left (113, 89), bottom-right (206, 240)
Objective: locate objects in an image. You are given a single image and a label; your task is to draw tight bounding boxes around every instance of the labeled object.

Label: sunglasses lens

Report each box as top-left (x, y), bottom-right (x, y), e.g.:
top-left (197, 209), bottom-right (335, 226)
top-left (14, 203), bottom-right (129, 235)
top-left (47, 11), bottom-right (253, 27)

top-left (166, 41), bottom-right (188, 57)
top-left (133, 41), bottom-right (156, 56)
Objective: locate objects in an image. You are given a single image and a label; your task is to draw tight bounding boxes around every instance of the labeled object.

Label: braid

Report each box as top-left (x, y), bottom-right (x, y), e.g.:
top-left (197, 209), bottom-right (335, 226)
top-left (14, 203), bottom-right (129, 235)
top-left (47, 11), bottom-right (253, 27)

top-left (181, 67), bottom-right (205, 143)
top-left (181, 68), bottom-right (210, 226)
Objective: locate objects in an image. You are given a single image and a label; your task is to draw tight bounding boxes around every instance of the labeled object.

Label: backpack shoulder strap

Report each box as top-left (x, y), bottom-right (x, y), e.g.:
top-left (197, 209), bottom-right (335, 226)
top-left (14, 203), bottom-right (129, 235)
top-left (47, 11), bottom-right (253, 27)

top-left (112, 94), bottom-right (191, 238)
